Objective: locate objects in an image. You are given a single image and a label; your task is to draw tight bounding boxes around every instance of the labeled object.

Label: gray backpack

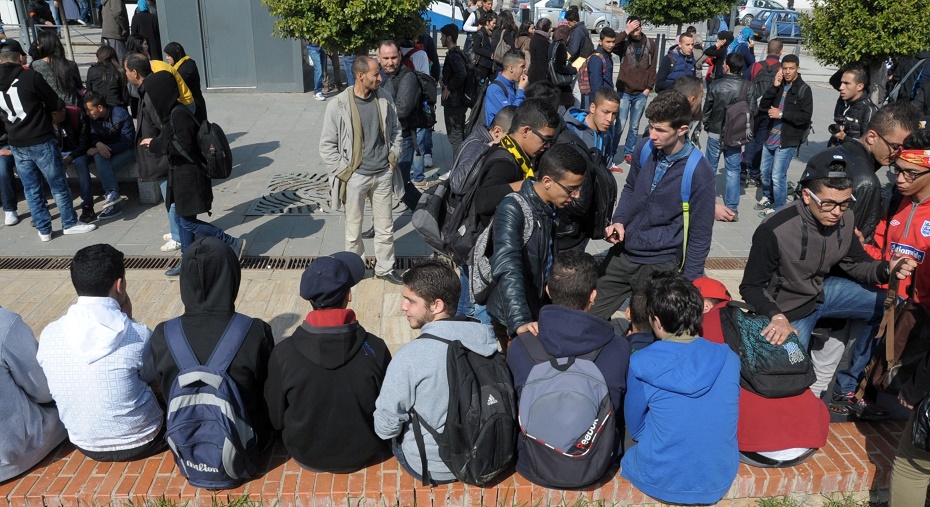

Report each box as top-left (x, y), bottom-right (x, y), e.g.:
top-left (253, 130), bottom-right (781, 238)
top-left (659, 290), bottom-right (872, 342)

top-left (514, 333), bottom-right (616, 488)
top-left (469, 192), bottom-right (534, 305)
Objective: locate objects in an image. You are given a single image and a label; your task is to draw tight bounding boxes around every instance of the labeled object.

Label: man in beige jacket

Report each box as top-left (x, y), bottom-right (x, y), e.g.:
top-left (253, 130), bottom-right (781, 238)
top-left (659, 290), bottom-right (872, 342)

top-left (320, 55), bottom-right (405, 284)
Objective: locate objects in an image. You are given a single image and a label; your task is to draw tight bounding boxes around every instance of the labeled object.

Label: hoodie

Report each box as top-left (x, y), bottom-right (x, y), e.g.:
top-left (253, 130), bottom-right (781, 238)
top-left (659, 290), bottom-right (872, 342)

top-left (37, 297), bottom-right (162, 452)
top-left (265, 308), bottom-right (392, 472)
top-left (0, 62), bottom-right (65, 147)
top-left (563, 108), bottom-right (615, 168)
top-left (621, 337), bottom-right (740, 505)
top-left (150, 237), bottom-right (276, 452)
top-left (374, 317), bottom-right (498, 482)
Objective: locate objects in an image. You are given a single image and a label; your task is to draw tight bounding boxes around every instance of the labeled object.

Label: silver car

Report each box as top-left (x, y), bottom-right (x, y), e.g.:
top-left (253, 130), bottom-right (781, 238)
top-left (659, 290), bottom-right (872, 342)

top-left (527, 0), bottom-right (619, 33)
top-left (737, 0), bottom-right (787, 25)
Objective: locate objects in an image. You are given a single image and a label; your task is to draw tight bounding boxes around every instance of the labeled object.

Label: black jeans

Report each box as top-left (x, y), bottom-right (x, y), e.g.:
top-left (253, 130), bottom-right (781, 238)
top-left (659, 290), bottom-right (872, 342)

top-left (590, 249), bottom-right (677, 320)
top-left (444, 105), bottom-right (468, 162)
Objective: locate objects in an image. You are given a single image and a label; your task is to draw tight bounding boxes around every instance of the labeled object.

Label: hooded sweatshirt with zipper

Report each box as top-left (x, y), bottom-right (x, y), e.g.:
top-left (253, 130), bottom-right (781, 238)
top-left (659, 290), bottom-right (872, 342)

top-left (37, 297), bottom-right (161, 452)
top-left (563, 108), bottom-right (615, 167)
top-left (621, 336), bottom-right (740, 505)
top-left (0, 62), bottom-right (65, 147)
top-left (265, 308), bottom-right (392, 472)
top-left (374, 317), bottom-right (498, 482)
top-left (150, 237), bottom-right (276, 452)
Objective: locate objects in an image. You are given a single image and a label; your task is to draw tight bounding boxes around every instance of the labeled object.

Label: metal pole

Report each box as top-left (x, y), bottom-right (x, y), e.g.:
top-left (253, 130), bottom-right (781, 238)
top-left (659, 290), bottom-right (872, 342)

top-left (658, 34), bottom-right (666, 56)
top-left (13, 0), bottom-right (31, 48)
top-left (57, 1), bottom-right (75, 61)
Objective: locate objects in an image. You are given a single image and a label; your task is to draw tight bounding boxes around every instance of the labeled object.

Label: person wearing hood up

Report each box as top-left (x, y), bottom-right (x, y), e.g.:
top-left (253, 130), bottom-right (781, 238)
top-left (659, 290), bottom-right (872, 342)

top-left (563, 87), bottom-right (620, 169)
top-left (150, 237), bottom-right (276, 453)
top-left (264, 252), bottom-right (392, 473)
top-left (140, 71), bottom-right (245, 276)
top-left (37, 244), bottom-right (165, 462)
top-left (725, 27), bottom-right (756, 81)
top-left (621, 270), bottom-right (740, 505)
top-left (131, 0), bottom-right (161, 61)
top-left (374, 260), bottom-right (500, 484)
top-left (164, 42), bottom-right (207, 123)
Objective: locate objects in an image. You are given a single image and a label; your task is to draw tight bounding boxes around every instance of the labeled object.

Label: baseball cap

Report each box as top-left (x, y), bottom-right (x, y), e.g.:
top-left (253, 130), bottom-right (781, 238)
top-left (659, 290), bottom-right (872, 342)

top-left (299, 252), bottom-right (366, 308)
top-left (0, 39), bottom-right (27, 57)
top-left (799, 150), bottom-right (847, 184)
top-left (693, 277), bottom-right (732, 302)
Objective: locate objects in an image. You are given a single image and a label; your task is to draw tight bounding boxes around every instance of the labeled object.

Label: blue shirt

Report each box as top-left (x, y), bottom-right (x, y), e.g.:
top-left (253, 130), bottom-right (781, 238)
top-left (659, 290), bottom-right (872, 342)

top-left (650, 141), bottom-right (694, 193)
top-left (484, 73), bottom-right (526, 127)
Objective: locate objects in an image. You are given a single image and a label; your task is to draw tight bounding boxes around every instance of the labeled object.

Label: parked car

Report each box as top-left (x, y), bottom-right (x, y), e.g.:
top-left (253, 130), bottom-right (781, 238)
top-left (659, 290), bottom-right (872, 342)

top-left (749, 9), bottom-right (802, 43)
top-left (519, 0), bottom-right (619, 33)
top-left (737, 0), bottom-right (787, 25)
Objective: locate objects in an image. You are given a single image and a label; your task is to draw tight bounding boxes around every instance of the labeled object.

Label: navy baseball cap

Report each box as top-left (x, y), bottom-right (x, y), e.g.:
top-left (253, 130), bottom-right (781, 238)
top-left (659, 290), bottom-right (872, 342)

top-left (299, 252), bottom-right (366, 308)
top-left (0, 39), bottom-right (26, 57)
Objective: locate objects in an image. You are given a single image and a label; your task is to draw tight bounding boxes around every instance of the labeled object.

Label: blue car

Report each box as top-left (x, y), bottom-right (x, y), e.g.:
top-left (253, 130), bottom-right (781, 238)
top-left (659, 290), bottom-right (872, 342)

top-left (749, 9), bottom-right (802, 43)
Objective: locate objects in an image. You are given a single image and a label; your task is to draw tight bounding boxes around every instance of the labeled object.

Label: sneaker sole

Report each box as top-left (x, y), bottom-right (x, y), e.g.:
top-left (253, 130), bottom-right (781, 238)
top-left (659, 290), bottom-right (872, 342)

top-left (102, 195), bottom-right (126, 209)
top-left (98, 208), bottom-right (123, 220)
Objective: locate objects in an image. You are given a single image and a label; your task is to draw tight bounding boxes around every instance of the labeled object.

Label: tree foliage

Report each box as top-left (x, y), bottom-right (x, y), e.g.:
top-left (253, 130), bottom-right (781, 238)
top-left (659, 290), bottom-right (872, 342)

top-left (801, 0), bottom-right (930, 68)
top-left (625, 0), bottom-right (731, 30)
top-left (261, 0), bottom-right (430, 54)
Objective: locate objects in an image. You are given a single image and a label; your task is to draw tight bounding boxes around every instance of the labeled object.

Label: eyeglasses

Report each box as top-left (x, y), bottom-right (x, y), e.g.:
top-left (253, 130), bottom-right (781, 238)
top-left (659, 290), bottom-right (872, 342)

top-left (807, 190), bottom-right (856, 212)
top-left (551, 178), bottom-right (582, 197)
top-left (892, 163), bottom-right (930, 183)
top-left (876, 132), bottom-right (904, 160)
top-left (529, 127), bottom-right (556, 147)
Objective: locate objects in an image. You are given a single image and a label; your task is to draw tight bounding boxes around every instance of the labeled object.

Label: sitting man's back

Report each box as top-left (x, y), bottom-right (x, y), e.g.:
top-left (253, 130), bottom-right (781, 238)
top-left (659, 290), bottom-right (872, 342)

top-left (265, 252), bottom-right (392, 473)
top-left (38, 244), bottom-right (165, 462)
top-left (621, 271), bottom-right (740, 505)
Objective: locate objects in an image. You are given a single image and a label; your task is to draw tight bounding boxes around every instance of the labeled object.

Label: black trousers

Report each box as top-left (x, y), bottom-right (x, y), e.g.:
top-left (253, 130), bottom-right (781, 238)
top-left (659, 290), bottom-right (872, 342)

top-left (444, 105), bottom-right (468, 162)
top-left (590, 248), bottom-right (677, 320)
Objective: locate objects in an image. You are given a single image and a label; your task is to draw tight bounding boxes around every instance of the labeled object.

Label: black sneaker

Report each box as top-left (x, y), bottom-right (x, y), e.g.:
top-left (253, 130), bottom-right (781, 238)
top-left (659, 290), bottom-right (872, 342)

top-left (829, 391), bottom-right (890, 420)
top-left (375, 270), bottom-right (404, 285)
top-left (746, 178), bottom-right (762, 188)
top-left (361, 226), bottom-right (375, 239)
top-left (79, 206), bottom-right (96, 223)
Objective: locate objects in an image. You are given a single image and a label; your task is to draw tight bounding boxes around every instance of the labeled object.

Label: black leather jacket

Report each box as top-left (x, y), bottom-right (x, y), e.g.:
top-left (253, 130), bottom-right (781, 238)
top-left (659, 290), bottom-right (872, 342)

top-left (837, 139), bottom-right (883, 243)
top-left (702, 73), bottom-right (759, 135)
top-left (486, 179), bottom-right (556, 336)
top-left (838, 95), bottom-right (879, 140)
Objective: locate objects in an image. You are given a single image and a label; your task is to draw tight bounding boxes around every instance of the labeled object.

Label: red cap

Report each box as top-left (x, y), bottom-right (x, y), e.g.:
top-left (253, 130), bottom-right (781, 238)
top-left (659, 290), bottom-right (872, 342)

top-left (693, 277), bottom-right (732, 301)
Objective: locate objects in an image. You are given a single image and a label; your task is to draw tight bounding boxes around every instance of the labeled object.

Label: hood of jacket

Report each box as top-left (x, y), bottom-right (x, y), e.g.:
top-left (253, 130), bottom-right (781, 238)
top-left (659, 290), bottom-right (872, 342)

top-left (630, 338), bottom-right (729, 397)
top-left (180, 237), bottom-right (241, 317)
top-left (0, 62), bottom-right (24, 91)
top-left (292, 308), bottom-right (366, 369)
top-left (60, 297), bottom-right (133, 363)
top-left (536, 305), bottom-right (617, 356)
top-left (421, 316), bottom-right (498, 357)
top-left (143, 71), bottom-right (180, 125)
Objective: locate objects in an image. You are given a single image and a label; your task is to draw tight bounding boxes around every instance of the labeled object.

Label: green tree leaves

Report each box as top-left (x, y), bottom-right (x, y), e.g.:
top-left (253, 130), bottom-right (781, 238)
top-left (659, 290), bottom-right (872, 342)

top-left (625, 0), bottom-right (731, 30)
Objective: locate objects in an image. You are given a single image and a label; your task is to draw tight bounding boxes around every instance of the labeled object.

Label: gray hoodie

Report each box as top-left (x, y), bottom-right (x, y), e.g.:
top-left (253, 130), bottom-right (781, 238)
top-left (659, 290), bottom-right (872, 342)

top-left (0, 307), bottom-right (67, 481)
top-left (374, 319), bottom-right (497, 482)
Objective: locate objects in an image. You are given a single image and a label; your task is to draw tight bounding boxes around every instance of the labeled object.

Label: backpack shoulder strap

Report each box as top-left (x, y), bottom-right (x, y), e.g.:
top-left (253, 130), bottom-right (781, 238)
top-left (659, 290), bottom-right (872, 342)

top-left (508, 192), bottom-right (535, 245)
top-left (165, 317), bottom-right (201, 370)
top-left (679, 148), bottom-right (705, 271)
top-left (170, 106), bottom-right (200, 166)
top-left (638, 139), bottom-right (654, 169)
top-left (738, 80), bottom-right (749, 101)
top-left (203, 313), bottom-right (253, 373)
top-left (515, 332), bottom-right (551, 363)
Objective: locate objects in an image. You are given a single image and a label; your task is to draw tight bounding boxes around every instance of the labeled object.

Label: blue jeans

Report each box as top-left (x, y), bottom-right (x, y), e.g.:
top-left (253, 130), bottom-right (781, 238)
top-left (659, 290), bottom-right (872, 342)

top-left (760, 145), bottom-right (795, 209)
top-left (457, 265), bottom-right (491, 325)
top-left (705, 135), bottom-right (743, 212)
top-left (77, 0), bottom-right (91, 22)
top-left (176, 214), bottom-right (232, 253)
top-left (742, 117), bottom-right (769, 181)
top-left (159, 180), bottom-right (180, 242)
top-left (93, 149), bottom-right (135, 194)
top-left (398, 136), bottom-right (423, 209)
top-left (790, 277), bottom-right (884, 353)
top-left (12, 139), bottom-right (77, 234)
top-left (411, 128), bottom-right (428, 182)
top-left (391, 439), bottom-right (454, 485)
top-left (308, 45), bottom-right (325, 94)
top-left (70, 154), bottom-right (94, 208)
top-left (0, 151), bottom-right (17, 212)
top-left (423, 128), bottom-right (433, 156)
top-left (613, 92), bottom-right (648, 158)
top-left (343, 55), bottom-right (356, 87)
top-left (47, 0), bottom-right (61, 27)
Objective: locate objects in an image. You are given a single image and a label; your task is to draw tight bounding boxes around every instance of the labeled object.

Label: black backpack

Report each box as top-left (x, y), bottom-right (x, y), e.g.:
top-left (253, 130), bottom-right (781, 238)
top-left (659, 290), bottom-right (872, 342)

top-left (409, 334), bottom-right (517, 486)
top-left (722, 81), bottom-right (753, 148)
top-left (170, 107), bottom-right (233, 179)
top-left (464, 81), bottom-right (507, 139)
top-left (400, 62), bottom-right (438, 130)
top-left (751, 59), bottom-right (779, 105)
top-left (454, 48), bottom-right (481, 109)
top-left (719, 302), bottom-right (815, 398)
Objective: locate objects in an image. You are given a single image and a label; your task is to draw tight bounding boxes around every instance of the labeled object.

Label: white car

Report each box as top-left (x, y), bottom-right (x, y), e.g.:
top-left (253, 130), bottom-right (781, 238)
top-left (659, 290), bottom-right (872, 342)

top-left (527, 0), bottom-right (619, 33)
top-left (738, 0), bottom-right (787, 25)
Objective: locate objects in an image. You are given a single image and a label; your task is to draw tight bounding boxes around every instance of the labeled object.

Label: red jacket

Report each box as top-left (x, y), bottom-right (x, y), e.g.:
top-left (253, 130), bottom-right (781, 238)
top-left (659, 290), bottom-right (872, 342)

top-left (865, 195), bottom-right (930, 309)
top-left (702, 303), bottom-right (830, 452)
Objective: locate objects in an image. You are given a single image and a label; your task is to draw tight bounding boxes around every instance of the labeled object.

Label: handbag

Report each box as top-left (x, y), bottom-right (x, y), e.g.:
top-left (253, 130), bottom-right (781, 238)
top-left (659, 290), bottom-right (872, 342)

top-left (547, 41), bottom-right (575, 87)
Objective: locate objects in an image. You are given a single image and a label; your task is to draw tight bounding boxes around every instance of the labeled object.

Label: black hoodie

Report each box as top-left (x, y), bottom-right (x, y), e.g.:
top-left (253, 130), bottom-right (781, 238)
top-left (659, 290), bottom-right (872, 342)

top-left (150, 237), bottom-right (276, 451)
top-left (0, 62), bottom-right (65, 147)
top-left (264, 308), bottom-right (391, 472)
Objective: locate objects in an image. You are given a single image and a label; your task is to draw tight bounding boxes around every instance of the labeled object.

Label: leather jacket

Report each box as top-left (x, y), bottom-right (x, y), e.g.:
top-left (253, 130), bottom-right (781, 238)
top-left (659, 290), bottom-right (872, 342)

top-left (702, 74), bottom-right (759, 135)
top-left (486, 179), bottom-right (556, 336)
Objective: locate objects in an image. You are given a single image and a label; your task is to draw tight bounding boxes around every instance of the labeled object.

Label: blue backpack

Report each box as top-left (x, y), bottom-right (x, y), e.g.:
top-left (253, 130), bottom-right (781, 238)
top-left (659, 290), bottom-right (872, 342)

top-left (164, 313), bottom-right (258, 490)
top-left (639, 140), bottom-right (704, 270)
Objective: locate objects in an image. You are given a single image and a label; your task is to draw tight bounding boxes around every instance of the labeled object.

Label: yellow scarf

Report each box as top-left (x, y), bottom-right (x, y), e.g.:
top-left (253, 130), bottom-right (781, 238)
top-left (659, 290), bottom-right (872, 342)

top-left (172, 55), bottom-right (191, 70)
top-left (500, 134), bottom-right (534, 179)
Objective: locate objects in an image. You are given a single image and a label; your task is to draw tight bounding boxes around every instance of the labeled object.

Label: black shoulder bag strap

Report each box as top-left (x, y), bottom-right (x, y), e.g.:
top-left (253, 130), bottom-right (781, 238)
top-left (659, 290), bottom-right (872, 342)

top-left (407, 332), bottom-right (450, 487)
top-left (169, 106), bottom-right (201, 166)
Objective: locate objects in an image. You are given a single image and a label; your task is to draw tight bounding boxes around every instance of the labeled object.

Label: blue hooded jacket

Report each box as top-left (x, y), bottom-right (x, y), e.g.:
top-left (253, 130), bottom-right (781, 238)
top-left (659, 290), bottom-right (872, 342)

top-left (563, 108), bottom-right (615, 168)
top-left (621, 337), bottom-right (740, 505)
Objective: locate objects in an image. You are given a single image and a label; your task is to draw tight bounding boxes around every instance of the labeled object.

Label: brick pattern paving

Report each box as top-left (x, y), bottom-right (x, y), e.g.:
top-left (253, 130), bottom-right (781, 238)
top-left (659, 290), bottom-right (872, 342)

top-left (0, 421), bottom-right (904, 507)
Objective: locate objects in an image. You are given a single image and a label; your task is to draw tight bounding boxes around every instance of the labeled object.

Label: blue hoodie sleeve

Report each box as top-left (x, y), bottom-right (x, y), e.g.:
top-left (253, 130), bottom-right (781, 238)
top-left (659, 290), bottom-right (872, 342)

top-left (506, 334), bottom-right (534, 393)
top-left (624, 361), bottom-right (648, 441)
top-left (484, 80), bottom-right (508, 128)
top-left (596, 334), bottom-right (631, 411)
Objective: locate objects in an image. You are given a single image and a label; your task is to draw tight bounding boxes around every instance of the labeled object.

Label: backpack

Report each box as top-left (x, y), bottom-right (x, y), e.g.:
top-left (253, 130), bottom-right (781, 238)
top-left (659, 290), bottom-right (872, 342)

top-left (638, 140), bottom-right (704, 271)
top-left (164, 313), bottom-right (258, 489)
top-left (452, 47), bottom-right (480, 109)
top-left (409, 334), bottom-right (517, 486)
top-left (577, 53), bottom-right (606, 96)
top-left (470, 191), bottom-right (535, 305)
top-left (722, 81), bottom-right (753, 148)
top-left (412, 178), bottom-right (453, 254)
top-left (795, 82), bottom-right (814, 145)
top-left (170, 107), bottom-right (233, 179)
top-left (547, 41), bottom-right (576, 87)
top-left (514, 334), bottom-right (616, 489)
top-left (492, 29), bottom-right (510, 64)
top-left (752, 59), bottom-right (780, 104)
top-left (463, 80), bottom-right (507, 139)
top-left (887, 57), bottom-right (928, 104)
top-left (719, 302), bottom-right (815, 398)
top-left (557, 139), bottom-right (616, 241)
top-left (405, 67), bottom-right (439, 130)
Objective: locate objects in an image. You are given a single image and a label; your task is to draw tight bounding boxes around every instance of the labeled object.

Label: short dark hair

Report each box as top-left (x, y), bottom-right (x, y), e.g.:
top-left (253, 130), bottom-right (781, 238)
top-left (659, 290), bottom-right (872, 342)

top-left (525, 80), bottom-right (561, 102)
top-left (644, 271), bottom-right (703, 337)
top-left (870, 101), bottom-right (920, 137)
top-left (352, 55), bottom-right (373, 77)
top-left (509, 98), bottom-right (560, 134)
top-left (537, 142), bottom-right (587, 181)
top-left (535, 18), bottom-right (552, 33)
top-left (123, 52), bottom-right (152, 77)
top-left (766, 39), bottom-right (783, 54)
top-left (627, 15), bottom-right (640, 23)
top-left (83, 90), bottom-right (107, 108)
top-left (629, 290), bottom-right (651, 332)
top-left (903, 128), bottom-right (930, 150)
top-left (600, 27), bottom-right (616, 40)
top-left (71, 244), bottom-right (125, 297)
top-left (782, 54), bottom-right (800, 66)
top-left (842, 64), bottom-right (869, 87)
top-left (547, 251), bottom-right (598, 310)
top-left (502, 49), bottom-right (526, 68)
top-left (593, 87), bottom-right (620, 106)
top-left (804, 162), bottom-right (853, 193)
top-left (645, 90), bottom-right (692, 129)
top-left (672, 75), bottom-right (703, 102)
top-left (480, 11), bottom-right (497, 26)
top-left (401, 259), bottom-right (460, 314)
top-left (490, 105), bottom-right (517, 132)
top-left (678, 32), bottom-right (694, 42)
top-left (0, 50), bottom-right (18, 63)
top-left (379, 40), bottom-right (400, 54)
top-left (565, 9), bottom-right (579, 22)
top-left (686, 25), bottom-right (697, 33)
top-left (440, 24), bottom-right (459, 39)
top-left (724, 52), bottom-right (745, 74)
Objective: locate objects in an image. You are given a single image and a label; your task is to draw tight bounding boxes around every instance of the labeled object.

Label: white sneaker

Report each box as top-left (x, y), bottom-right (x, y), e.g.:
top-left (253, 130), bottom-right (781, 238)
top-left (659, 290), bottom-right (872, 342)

top-left (163, 233), bottom-right (173, 241)
top-left (160, 239), bottom-right (181, 252)
top-left (63, 223), bottom-right (97, 235)
top-left (38, 231), bottom-right (51, 242)
top-left (314, 92), bottom-right (326, 101)
top-left (424, 154), bottom-right (434, 168)
top-left (4, 211), bottom-right (17, 225)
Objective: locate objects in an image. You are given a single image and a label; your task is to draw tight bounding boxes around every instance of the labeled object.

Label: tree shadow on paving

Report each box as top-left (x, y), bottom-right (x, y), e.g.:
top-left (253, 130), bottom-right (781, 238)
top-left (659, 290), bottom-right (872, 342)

top-left (227, 140), bottom-right (281, 181)
top-left (226, 131), bottom-right (246, 144)
top-left (855, 419), bottom-right (905, 493)
top-left (211, 199), bottom-right (324, 256)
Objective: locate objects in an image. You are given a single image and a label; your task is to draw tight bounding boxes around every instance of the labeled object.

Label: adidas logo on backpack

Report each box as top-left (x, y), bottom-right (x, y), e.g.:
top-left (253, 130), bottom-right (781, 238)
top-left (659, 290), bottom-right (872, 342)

top-left (487, 394), bottom-right (498, 406)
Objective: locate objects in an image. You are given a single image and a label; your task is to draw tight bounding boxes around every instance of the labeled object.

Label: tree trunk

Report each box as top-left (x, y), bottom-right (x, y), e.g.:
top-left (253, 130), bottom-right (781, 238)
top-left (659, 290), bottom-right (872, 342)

top-left (868, 58), bottom-right (887, 105)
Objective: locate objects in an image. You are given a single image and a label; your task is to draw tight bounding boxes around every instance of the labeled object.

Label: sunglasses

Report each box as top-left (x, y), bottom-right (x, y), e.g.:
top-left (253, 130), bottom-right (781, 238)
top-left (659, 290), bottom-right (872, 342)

top-left (529, 126), bottom-right (556, 146)
top-left (551, 178), bottom-right (581, 197)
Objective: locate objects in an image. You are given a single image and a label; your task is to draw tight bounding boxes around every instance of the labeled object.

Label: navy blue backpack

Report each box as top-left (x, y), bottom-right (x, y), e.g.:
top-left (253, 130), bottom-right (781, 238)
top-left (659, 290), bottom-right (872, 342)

top-left (164, 313), bottom-right (258, 489)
